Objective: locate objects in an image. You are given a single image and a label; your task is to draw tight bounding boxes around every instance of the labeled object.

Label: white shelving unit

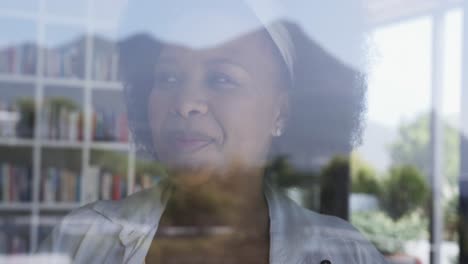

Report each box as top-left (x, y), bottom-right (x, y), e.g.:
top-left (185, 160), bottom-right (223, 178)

top-left (0, 0), bottom-right (135, 253)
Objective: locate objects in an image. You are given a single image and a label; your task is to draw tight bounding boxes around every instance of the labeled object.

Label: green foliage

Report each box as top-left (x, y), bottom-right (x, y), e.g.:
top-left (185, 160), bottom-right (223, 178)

top-left (91, 151), bottom-right (167, 177)
top-left (267, 156), bottom-right (297, 187)
top-left (91, 150), bottom-right (128, 175)
top-left (320, 155), bottom-right (349, 193)
top-left (16, 97), bottom-right (35, 111)
top-left (319, 155), bottom-right (350, 216)
top-left (390, 113), bottom-right (460, 240)
top-left (351, 153), bottom-right (381, 195)
top-left (351, 211), bottom-right (428, 254)
top-left (444, 195), bottom-right (459, 241)
top-left (267, 156), bottom-right (317, 188)
top-left (390, 115), bottom-right (430, 174)
top-left (135, 157), bottom-right (167, 178)
top-left (389, 113), bottom-right (460, 196)
top-left (42, 148), bottom-right (82, 171)
top-left (46, 97), bottom-right (78, 111)
top-left (16, 97), bottom-right (36, 138)
top-left (266, 156), bottom-right (320, 210)
top-left (381, 165), bottom-right (429, 220)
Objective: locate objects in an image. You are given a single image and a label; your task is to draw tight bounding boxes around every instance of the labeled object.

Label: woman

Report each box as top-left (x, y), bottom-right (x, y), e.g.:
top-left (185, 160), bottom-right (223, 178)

top-left (40, 1), bottom-right (387, 263)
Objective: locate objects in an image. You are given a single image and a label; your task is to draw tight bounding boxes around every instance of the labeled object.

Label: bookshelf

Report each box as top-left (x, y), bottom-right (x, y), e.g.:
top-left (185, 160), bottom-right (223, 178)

top-left (0, 0), bottom-right (143, 254)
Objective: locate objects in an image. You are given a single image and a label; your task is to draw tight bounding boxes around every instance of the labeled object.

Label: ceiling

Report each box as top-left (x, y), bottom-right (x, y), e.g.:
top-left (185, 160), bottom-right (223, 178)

top-left (364, 0), bottom-right (463, 26)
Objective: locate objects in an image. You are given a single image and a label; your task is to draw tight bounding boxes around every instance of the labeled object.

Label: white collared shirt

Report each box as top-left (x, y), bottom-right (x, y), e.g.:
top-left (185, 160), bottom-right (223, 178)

top-left (39, 178), bottom-right (387, 264)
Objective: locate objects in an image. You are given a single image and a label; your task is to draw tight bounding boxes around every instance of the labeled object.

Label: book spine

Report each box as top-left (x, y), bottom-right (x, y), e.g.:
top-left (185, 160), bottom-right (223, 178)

top-left (7, 47), bottom-right (15, 73)
top-left (0, 164), bottom-right (3, 201)
top-left (15, 46), bottom-right (22, 74)
top-left (60, 169), bottom-right (68, 202)
top-left (44, 168), bottom-right (54, 203)
top-left (0, 49), bottom-right (7, 73)
top-left (59, 108), bottom-right (68, 140)
top-left (111, 52), bottom-right (119, 81)
top-left (69, 171), bottom-right (77, 202)
top-left (78, 113), bottom-right (83, 141)
top-left (83, 166), bottom-right (99, 203)
top-left (112, 174), bottom-right (121, 200)
top-left (3, 165), bottom-right (9, 202)
top-left (68, 111), bottom-right (79, 141)
top-left (118, 113), bottom-right (128, 142)
top-left (75, 173), bottom-right (81, 202)
top-left (9, 166), bottom-right (15, 202)
top-left (100, 171), bottom-right (112, 200)
top-left (54, 168), bottom-right (60, 202)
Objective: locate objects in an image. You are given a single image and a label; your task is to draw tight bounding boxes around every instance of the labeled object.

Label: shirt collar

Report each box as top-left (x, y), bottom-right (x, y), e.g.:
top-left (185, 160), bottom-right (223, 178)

top-left (92, 176), bottom-right (287, 246)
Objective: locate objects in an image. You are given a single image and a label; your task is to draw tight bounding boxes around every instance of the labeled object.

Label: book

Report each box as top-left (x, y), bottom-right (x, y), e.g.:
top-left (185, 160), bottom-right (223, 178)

top-left (112, 174), bottom-right (121, 200)
top-left (0, 101), bottom-right (21, 138)
top-left (41, 167), bottom-right (79, 203)
top-left (43, 45), bottom-right (83, 79)
top-left (0, 44), bottom-right (37, 75)
top-left (92, 109), bottom-right (128, 142)
top-left (83, 166), bottom-right (99, 203)
top-left (41, 99), bottom-right (83, 141)
top-left (133, 173), bottom-right (159, 193)
top-left (0, 163), bottom-right (32, 202)
top-left (0, 216), bottom-right (30, 254)
top-left (100, 170), bottom-right (112, 200)
top-left (92, 49), bottom-right (120, 81)
top-left (84, 166), bottom-right (127, 202)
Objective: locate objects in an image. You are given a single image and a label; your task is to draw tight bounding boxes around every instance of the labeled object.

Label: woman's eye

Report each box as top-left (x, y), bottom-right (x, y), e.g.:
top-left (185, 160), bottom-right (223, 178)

top-left (154, 72), bottom-right (180, 88)
top-left (208, 73), bottom-right (238, 89)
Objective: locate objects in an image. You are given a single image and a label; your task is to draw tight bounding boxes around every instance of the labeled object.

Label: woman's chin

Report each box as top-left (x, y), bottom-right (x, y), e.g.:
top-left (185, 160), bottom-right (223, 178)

top-left (166, 154), bottom-right (223, 172)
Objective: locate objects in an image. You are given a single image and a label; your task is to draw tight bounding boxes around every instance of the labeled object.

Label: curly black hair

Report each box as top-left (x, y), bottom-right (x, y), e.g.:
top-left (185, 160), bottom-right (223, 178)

top-left (118, 21), bottom-right (366, 169)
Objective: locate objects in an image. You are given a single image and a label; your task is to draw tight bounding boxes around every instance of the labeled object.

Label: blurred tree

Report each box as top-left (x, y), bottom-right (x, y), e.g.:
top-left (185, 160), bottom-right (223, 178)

top-left (350, 152), bottom-right (381, 196)
top-left (46, 97), bottom-right (78, 111)
top-left (381, 165), bottom-right (429, 220)
top-left (92, 150), bottom-right (128, 175)
top-left (16, 98), bottom-right (35, 138)
top-left (444, 194), bottom-right (459, 241)
top-left (389, 113), bottom-right (459, 198)
top-left (351, 211), bottom-right (428, 254)
top-left (266, 156), bottom-right (320, 210)
top-left (135, 158), bottom-right (166, 178)
top-left (266, 156), bottom-right (316, 188)
top-left (390, 113), bottom-right (460, 240)
top-left (319, 155), bottom-right (350, 220)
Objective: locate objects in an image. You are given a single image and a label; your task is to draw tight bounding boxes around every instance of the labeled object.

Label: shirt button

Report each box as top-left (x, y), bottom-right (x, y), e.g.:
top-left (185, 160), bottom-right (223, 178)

top-left (320, 260), bottom-right (331, 264)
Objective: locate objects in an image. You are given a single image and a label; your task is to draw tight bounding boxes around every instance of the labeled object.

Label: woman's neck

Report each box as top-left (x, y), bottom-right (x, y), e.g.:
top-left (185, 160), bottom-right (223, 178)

top-left (159, 166), bottom-right (269, 231)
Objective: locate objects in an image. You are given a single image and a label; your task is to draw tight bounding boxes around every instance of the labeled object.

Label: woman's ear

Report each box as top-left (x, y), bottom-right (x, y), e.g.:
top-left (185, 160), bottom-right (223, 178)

top-left (272, 93), bottom-right (289, 137)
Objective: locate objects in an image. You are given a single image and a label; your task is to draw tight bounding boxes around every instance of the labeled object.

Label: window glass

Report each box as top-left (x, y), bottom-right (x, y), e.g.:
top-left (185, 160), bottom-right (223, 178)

top-left (0, 1), bottom-right (465, 263)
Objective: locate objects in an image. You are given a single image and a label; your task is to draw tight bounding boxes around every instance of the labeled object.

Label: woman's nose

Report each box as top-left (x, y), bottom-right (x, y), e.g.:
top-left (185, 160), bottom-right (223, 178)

top-left (172, 89), bottom-right (209, 118)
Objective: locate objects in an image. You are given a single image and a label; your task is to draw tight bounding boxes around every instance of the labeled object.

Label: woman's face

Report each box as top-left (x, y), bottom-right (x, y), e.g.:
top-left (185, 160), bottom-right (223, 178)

top-left (148, 30), bottom-right (288, 171)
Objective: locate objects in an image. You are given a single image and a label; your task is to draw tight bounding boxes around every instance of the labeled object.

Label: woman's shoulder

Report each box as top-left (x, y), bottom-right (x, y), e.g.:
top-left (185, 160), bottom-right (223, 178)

top-left (37, 200), bottom-right (122, 252)
top-left (272, 190), bottom-right (388, 263)
top-left (266, 183), bottom-right (362, 239)
top-left (273, 191), bottom-right (363, 239)
top-left (38, 186), bottom-right (162, 255)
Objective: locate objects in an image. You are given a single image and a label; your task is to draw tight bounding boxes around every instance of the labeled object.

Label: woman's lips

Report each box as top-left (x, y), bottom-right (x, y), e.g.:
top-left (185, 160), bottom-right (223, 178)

top-left (169, 131), bottom-right (215, 153)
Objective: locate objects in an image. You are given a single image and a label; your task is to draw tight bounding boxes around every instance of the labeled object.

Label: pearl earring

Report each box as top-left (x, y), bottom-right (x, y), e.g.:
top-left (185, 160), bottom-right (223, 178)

top-left (272, 125), bottom-right (283, 137)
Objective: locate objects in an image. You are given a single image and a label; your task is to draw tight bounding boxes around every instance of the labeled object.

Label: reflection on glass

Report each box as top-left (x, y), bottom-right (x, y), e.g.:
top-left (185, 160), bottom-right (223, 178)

top-left (44, 0), bottom-right (86, 20)
top-left (0, 214), bottom-right (31, 254)
top-left (0, 84), bottom-right (35, 139)
top-left (87, 149), bottom-right (128, 203)
top-left (0, 18), bottom-right (36, 76)
top-left (91, 90), bottom-right (127, 142)
top-left (43, 24), bottom-right (86, 80)
top-left (0, 1), bottom-right (464, 263)
top-left (40, 148), bottom-right (81, 205)
top-left (34, 1), bottom-right (389, 263)
top-left (42, 86), bottom-right (83, 142)
top-left (0, 146), bottom-right (33, 204)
